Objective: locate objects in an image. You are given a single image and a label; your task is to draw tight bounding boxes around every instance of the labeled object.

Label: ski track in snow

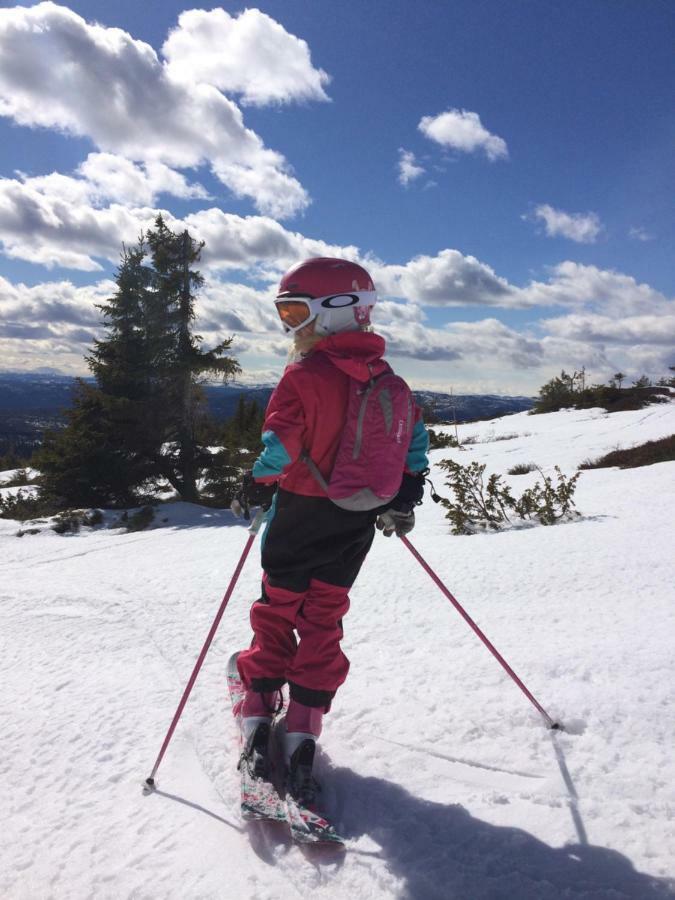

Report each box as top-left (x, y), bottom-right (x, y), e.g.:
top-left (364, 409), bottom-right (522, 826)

top-left (1, 404), bottom-right (674, 899)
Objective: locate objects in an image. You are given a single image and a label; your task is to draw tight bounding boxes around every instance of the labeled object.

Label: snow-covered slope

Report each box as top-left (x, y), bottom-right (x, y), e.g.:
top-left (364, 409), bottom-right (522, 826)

top-left (1, 403), bottom-right (674, 899)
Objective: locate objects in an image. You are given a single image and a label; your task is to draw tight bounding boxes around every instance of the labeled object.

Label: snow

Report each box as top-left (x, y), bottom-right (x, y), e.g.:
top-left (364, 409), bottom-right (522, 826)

top-left (1, 403), bottom-right (674, 898)
top-left (0, 467), bottom-right (39, 486)
top-left (0, 484), bottom-right (39, 501)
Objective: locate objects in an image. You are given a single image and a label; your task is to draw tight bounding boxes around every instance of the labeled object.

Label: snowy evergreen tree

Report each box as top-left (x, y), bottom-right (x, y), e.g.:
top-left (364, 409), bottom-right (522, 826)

top-left (37, 219), bottom-right (240, 509)
top-left (145, 217), bottom-right (241, 501)
top-left (38, 245), bottom-right (158, 508)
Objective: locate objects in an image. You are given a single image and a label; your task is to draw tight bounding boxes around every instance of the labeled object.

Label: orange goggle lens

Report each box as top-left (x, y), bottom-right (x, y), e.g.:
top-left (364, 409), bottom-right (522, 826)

top-left (275, 299), bottom-right (312, 329)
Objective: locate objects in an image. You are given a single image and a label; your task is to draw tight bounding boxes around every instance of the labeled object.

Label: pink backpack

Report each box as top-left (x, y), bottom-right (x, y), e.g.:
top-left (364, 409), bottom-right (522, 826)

top-left (303, 365), bottom-right (414, 511)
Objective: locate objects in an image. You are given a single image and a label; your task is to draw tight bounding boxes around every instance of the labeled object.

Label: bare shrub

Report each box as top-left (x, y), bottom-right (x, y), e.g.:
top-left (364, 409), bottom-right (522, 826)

top-left (507, 462), bottom-right (537, 475)
top-left (579, 435), bottom-right (674, 470)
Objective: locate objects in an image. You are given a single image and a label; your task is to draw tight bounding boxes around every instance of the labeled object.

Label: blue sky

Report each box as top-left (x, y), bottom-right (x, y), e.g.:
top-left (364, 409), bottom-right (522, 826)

top-left (0, 0), bottom-right (673, 393)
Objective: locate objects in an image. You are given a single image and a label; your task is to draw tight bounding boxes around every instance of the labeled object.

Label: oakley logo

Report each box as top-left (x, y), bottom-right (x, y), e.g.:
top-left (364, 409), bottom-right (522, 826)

top-left (320, 294), bottom-right (359, 309)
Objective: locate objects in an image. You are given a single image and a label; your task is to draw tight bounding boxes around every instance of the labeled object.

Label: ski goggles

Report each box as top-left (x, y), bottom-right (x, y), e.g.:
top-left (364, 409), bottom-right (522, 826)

top-left (275, 290), bottom-right (377, 333)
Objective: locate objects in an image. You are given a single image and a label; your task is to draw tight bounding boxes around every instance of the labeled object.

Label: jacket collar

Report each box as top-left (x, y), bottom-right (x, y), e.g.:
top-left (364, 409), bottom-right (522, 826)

top-left (311, 331), bottom-right (389, 382)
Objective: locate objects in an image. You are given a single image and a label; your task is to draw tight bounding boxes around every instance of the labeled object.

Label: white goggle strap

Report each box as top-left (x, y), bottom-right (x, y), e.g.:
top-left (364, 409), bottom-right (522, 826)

top-left (308, 290), bottom-right (377, 316)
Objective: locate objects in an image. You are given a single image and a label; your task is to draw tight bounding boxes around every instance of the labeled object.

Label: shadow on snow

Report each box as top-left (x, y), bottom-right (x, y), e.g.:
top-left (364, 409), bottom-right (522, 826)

top-left (154, 754), bottom-right (673, 899)
top-left (326, 760), bottom-right (673, 899)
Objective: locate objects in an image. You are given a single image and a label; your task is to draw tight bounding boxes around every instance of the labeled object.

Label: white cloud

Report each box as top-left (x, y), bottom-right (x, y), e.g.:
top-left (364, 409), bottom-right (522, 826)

top-left (1, 263), bottom-right (673, 390)
top-left (196, 280), bottom-right (279, 335)
top-left (374, 249), bottom-right (520, 308)
top-left (182, 208), bottom-right (363, 273)
top-left (0, 275), bottom-right (113, 328)
top-left (374, 317), bottom-right (543, 367)
top-left (531, 204), bottom-right (602, 243)
top-left (520, 262), bottom-right (671, 316)
top-left (208, 158), bottom-right (308, 221)
top-left (0, 273), bottom-right (286, 374)
top-left (628, 226), bottom-right (654, 242)
top-left (0, 174), bottom-right (362, 271)
top-left (372, 299), bottom-right (425, 326)
top-left (418, 109), bottom-right (508, 161)
top-left (1, 161), bottom-right (671, 344)
top-left (0, 3), bottom-right (309, 217)
top-left (4, 172), bottom-right (529, 301)
top-left (78, 154), bottom-right (209, 206)
top-left (0, 175), bottom-right (163, 269)
top-left (370, 259), bottom-right (675, 382)
top-left (0, 275), bottom-right (113, 372)
top-left (540, 312), bottom-right (675, 346)
top-left (162, 8), bottom-right (330, 106)
top-left (14, 153), bottom-right (208, 210)
top-left (397, 149), bottom-right (425, 186)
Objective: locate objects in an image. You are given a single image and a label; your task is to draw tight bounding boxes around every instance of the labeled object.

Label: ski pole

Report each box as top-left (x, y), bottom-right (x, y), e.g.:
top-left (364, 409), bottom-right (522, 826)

top-left (400, 535), bottom-right (561, 730)
top-left (143, 508), bottom-right (266, 792)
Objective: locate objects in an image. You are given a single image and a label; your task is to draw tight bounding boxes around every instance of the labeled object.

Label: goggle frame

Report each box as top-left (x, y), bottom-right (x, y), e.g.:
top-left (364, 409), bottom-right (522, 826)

top-left (275, 290), bottom-right (377, 333)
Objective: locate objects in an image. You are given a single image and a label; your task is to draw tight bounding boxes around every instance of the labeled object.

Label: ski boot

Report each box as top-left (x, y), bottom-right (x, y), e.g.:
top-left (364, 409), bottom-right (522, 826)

top-left (237, 683), bottom-right (284, 778)
top-left (281, 730), bottom-right (343, 844)
top-left (239, 717), bottom-right (273, 779)
top-left (285, 734), bottom-right (320, 806)
top-left (237, 716), bottom-right (287, 822)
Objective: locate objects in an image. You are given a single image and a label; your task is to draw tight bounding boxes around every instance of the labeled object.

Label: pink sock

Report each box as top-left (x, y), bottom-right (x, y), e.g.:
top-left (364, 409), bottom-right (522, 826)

top-left (242, 690), bottom-right (278, 718)
top-left (286, 699), bottom-right (323, 738)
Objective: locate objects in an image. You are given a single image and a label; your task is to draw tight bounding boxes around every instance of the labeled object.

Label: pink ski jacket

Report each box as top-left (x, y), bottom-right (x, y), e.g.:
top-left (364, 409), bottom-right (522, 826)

top-left (252, 331), bottom-right (429, 497)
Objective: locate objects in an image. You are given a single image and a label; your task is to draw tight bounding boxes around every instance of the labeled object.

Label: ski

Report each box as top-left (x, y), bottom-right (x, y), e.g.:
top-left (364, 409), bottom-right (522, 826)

top-left (227, 653), bottom-right (344, 843)
top-left (226, 652), bottom-right (286, 824)
top-left (240, 762), bottom-right (286, 823)
top-left (281, 733), bottom-right (344, 845)
top-left (285, 793), bottom-right (344, 845)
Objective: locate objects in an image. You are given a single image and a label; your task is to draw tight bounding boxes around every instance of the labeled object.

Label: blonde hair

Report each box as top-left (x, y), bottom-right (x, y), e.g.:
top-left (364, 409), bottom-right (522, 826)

top-left (286, 328), bottom-right (321, 363)
top-left (286, 319), bottom-right (373, 363)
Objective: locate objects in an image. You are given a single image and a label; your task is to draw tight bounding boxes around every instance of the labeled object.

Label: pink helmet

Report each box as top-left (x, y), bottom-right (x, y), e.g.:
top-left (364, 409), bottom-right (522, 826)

top-left (275, 257), bottom-right (377, 336)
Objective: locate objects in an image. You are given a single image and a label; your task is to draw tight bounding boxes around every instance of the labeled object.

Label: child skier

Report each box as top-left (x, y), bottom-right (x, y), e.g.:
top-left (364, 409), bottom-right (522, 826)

top-left (232, 257), bottom-right (429, 808)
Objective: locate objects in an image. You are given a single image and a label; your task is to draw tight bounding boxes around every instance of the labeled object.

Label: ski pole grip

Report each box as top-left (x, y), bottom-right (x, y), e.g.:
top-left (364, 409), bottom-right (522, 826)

top-left (248, 506), bottom-right (267, 535)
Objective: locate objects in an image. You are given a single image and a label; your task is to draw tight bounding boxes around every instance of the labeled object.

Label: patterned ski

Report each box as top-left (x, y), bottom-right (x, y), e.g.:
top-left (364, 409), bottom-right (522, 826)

top-left (285, 792), bottom-right (344, 845)
top-left (227, 652), bottom-right (344, 843)
top-left (226, 652), bottom-right (286, 823)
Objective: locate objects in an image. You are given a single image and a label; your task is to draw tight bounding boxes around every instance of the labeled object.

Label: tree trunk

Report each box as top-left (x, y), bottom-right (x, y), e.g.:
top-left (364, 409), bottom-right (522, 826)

top-left (177, 230), bottom-right (198, 502)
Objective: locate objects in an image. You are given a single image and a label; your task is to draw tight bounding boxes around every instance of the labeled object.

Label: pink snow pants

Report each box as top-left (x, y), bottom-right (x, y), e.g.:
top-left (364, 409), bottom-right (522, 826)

top-left (237, 574), bottom-right (350, 707)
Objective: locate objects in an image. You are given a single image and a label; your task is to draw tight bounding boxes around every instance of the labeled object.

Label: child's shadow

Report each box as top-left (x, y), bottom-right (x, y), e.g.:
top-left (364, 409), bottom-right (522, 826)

top-left (322, 760), bottom-right (673, 899)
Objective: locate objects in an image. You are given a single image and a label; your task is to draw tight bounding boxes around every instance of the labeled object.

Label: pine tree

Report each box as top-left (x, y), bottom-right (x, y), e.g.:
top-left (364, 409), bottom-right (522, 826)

top-left (145, 217), bottom-right (240, 501)
top-left (632, 374), bottom-right (652, 388)
top-left (86, 241), bottom-right (160, 488)
top-left (200, 398), bottom-right (264, 508)
top-left (532, 370), bottom-right (577, 413)
top-left (37, 245), bottom-right (157, 507)
top-left (88, 242), bottom-right (151, 400)
top-left (37, 381), bottom-right (143, 508)
top-left (37, 219), bottom-right (240, 510)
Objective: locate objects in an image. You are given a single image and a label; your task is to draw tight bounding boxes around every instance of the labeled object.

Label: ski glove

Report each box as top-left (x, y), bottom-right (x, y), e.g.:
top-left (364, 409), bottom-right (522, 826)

top-left (376, 507), bottom-right (415, 538)
top-left (231, 471), bottom-right (277, 520)
top-left (375, 471), bottom-right (426, 537)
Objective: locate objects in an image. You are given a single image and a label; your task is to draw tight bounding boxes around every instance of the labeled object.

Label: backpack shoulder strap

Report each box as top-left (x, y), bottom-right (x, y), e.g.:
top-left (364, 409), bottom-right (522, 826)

top-left (300, 450), bottom-right (330, 492)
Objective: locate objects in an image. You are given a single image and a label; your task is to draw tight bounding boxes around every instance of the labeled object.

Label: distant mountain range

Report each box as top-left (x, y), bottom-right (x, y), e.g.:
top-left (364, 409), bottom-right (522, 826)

top-left (412, 390), bottom-right (533, 423)
top-left (0, 371), bottom-right (534, 453)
